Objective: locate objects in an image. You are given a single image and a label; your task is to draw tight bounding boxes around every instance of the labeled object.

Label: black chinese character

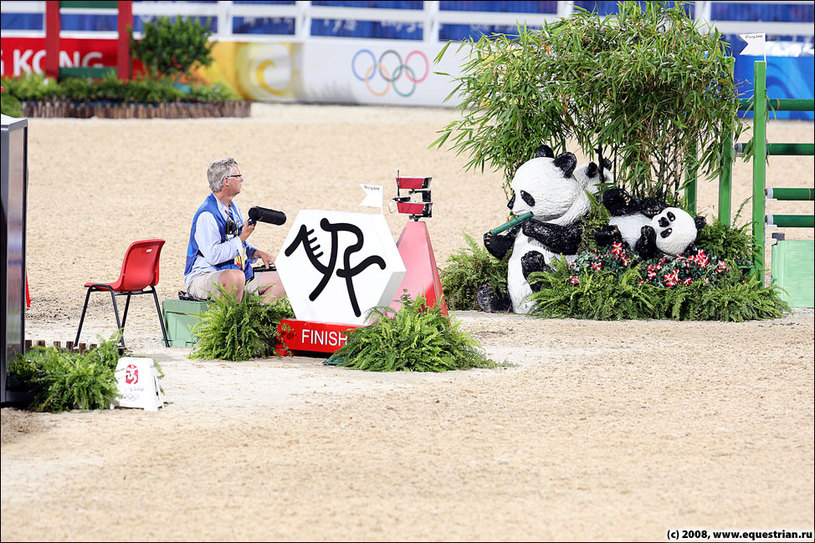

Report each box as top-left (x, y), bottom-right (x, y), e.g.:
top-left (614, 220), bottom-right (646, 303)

top-left (284, 218), bottom-right (386, 317)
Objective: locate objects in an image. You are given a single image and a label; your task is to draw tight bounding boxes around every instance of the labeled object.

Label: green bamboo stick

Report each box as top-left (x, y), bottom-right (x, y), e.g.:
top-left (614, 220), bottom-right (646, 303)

top-left (490, 212), bottom-right (533, 235)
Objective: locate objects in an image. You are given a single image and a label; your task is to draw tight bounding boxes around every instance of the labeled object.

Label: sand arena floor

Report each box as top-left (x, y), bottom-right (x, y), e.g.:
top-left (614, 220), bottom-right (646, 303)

top-left (1, 104), bottom-right (813, 542)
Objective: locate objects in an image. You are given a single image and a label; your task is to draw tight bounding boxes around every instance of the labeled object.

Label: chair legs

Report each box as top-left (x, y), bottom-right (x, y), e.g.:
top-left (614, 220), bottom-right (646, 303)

top-left (75, 285), bottom-right (126, 349)
top-left (74, 287), bottom-right (95, 346)
top-left (121, 293), bottom-right (132, 329)
top-left (150, 287), bottom-right (170, 347)
top-left (75, 286), bottom-right (169, 349)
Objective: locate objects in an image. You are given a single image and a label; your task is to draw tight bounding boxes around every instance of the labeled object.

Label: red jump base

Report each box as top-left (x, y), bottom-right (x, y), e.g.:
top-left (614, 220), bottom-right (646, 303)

top-left (276, 319), bottom-right (360, 356)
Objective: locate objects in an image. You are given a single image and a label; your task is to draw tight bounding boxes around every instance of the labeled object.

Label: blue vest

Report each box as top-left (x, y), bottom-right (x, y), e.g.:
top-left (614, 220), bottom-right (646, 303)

top-left (185, 193), bottom-right (253, 282)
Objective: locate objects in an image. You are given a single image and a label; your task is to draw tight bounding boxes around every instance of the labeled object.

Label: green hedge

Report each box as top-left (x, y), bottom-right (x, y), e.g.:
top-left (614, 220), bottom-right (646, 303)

top-left (1, 72), bottom-right (238, 112)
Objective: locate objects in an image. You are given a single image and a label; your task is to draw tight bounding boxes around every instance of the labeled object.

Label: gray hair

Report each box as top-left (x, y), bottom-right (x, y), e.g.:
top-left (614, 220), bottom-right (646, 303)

top-left (207, 157), bottom-right (238, 192)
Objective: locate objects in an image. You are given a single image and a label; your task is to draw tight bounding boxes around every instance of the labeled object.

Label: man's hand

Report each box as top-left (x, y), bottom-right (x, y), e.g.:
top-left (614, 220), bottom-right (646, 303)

top-left (239, 222), bottom-right (256, 242)
top-left (254, 249), bottom-right (274, 269)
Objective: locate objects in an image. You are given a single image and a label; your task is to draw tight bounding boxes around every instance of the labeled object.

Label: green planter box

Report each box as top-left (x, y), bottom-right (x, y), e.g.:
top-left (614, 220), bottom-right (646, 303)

top-left (162, 299), bottom-right (211, 347)
top-left (771, 240), bottom-right (814, 308)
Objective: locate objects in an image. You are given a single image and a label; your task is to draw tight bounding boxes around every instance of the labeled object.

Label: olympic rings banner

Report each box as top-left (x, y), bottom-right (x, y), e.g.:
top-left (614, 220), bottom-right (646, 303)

top-left (349, 48), bottom-right (431, 100)
top-left (196, 40), bottom-right (466, 107)
top-left (0, 36), bottom-right (465, 106)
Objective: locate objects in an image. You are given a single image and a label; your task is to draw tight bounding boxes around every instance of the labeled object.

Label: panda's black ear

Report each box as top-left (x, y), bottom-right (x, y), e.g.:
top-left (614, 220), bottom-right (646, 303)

top-left (553, 152), bottom-right (577, 178)
top-left (694, 215), bottom-right (707, 230)
top-left (535, 144), bottom-right (554, 158)
top-left (639, 197), bottom-right (666, 218)
top-left (586, 162), bottom-right (598, 178)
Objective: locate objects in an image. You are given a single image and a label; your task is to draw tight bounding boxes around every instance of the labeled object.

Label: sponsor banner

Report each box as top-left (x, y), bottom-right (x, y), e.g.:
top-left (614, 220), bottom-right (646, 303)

top-left (196, 40), bottom-right (466, 107)
top-left (2, 36), bottom-right (466, 107)
top-left (1, 36), bottom-right (117, 77)
top-left (196, 41), bottom-right (305, 102)
top-left (301, 41), bottom-right (464, 106)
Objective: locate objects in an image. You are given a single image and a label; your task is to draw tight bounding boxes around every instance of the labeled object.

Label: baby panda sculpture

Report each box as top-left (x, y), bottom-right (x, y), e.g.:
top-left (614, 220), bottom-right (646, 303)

top-left (478, 145), bottom-right (590, 314)
top-left (593, 187), bottom-right (706, 259)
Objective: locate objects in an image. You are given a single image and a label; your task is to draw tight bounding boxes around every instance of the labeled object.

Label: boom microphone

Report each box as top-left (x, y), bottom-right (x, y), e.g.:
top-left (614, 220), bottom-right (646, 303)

top-left (248, 206), bottom-right (286, 226)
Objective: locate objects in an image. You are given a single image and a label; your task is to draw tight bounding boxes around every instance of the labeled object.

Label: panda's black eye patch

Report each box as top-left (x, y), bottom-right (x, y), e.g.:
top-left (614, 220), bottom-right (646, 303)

top-left (521, 190), bottom-right (535, 207)
top-left (667, 211), bottom-right (675, 221)
top-left (658, 217), bottom-right (670, 228)
top-left (660, 228), bottom-right (672, 239)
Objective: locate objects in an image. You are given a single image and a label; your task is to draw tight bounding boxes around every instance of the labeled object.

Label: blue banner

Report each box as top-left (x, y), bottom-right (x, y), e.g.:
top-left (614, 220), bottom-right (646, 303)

top-left (735, 56), bottom-right (815, 120)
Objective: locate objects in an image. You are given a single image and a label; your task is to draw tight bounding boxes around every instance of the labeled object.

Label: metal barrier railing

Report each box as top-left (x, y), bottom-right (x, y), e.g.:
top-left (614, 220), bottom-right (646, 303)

top-left (717, 60), bottom-right (815, 284)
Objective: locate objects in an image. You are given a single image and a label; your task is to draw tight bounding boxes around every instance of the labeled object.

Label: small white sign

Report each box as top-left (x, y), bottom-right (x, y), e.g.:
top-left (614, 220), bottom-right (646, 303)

top-left (111, 357), bottom-right (164, 411)
top-left (275, 210), bottom-right (406, 325)
top-left (359, 184), bottom-right (383, 211)
top-left (739, 32), bottom-right (766, 57)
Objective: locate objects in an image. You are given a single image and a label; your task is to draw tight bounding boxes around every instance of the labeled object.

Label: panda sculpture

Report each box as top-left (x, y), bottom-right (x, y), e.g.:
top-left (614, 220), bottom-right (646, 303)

top-left (573, 157), bottom-right (613, 195)
top-left (593, 187), bottom-right (706, 259)
top-left (477, 145), bottom-right (590, 314)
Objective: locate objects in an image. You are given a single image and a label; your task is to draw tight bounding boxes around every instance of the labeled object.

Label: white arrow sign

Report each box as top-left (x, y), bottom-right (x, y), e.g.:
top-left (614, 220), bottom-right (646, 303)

top-left (739, 32), bottom-right (766, 59)
top-left (359, 183), bottom-right (383, 212)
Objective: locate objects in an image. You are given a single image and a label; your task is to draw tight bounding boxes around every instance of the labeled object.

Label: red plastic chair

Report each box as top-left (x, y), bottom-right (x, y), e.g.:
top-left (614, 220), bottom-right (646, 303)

top-left (75, 239), bottom-right (169, 349)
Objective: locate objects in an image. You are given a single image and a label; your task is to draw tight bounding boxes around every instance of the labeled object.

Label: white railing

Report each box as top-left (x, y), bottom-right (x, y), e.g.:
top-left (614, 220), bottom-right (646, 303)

top-left (1, 0), bottom-right (813, 42)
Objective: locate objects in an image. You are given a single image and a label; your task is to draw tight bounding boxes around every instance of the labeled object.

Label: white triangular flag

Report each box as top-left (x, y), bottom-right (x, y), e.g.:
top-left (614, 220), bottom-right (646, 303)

top-left (739, 33), bottom-right (765, 57)
top-left (359, 184), bottom-right (383, 211)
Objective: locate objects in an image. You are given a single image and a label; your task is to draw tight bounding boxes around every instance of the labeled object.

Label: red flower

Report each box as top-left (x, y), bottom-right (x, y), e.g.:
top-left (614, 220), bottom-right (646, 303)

top-left (569, 275), bottom-right (580, 285)
top-left (665, 270), bottom-right (679, 287)
top-left (695, 250), bottom-right (709, 267)
top-left (683, 277), bottom-right (693, 285)
top-left (591, 261), bottom-right (602, 271)
top-left (611, 242), bottom-right (624, 256)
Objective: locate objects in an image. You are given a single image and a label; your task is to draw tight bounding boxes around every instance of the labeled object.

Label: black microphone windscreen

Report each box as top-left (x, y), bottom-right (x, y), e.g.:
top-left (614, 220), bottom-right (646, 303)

top-left (249, 206), bottom-right (286, 225)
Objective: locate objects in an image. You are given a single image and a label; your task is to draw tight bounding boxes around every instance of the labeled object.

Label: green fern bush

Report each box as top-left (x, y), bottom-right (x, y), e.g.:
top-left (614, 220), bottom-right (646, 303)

top-left (529, 257), bottom-right (788, 321)
top-left (189, 286), bottom-right (295, 361)
top-left (655, 273), bottom-right (788, 321)
top-left (530, 264), bottom-right (656, 320)
top-left (8, 335), bottom-right (123, 412)
top-left (440, 234), bottom-right (509, 310)
top-left (329, 296), bottom-right (497, 372)
top-left (695, 217), bottom-right (755, 270)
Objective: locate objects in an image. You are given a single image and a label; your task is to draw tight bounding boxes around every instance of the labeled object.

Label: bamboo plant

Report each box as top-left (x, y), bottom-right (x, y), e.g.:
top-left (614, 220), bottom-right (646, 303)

top-left (432, 1), bottom-right (743, 205)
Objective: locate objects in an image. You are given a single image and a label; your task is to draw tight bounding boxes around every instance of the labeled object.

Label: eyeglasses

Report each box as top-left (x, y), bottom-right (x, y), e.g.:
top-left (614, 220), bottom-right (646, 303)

top-left (223, 174), bottom-right (243, 181)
